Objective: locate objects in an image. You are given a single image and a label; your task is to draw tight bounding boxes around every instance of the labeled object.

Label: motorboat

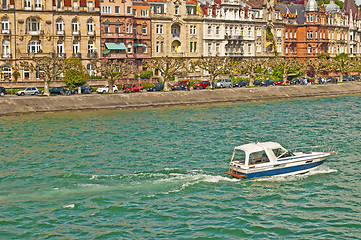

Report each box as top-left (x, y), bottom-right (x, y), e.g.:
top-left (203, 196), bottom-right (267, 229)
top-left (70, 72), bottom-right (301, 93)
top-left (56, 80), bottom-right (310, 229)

top-left (226, 141), bottom-right (335, 179)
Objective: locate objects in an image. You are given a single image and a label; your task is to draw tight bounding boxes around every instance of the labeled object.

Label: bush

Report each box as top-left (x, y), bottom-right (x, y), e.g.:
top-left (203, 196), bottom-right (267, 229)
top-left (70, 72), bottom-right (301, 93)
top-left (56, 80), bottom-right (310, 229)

top-left (64, 69), bottom-right (87, 89)
top-left (135, 70), bottom-right (153, 79)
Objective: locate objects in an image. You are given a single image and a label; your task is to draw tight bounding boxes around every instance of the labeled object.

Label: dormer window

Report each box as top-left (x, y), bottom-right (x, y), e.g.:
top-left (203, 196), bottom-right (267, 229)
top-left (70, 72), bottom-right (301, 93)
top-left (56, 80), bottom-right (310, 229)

top-left (175, 6), bottom-right (179, 15)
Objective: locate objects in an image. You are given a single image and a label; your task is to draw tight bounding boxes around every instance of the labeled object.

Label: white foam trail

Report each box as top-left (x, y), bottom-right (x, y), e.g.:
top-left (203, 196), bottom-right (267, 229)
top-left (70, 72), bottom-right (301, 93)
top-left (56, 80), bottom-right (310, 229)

top-left (63, 204), bottom-right (75, 208)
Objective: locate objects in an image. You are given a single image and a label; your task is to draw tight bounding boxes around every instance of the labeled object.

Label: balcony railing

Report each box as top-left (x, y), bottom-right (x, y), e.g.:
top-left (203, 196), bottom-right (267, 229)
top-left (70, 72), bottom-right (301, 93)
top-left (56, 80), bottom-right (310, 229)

top-left (56, 30), bottom-right (64, 35)
top-left (28, 30), bottom-right (44, 36)
top-left (87, 52), bottom-right (98, 58)
top-left (102, 32), bottom-right (133, 38)
top-left (225, 35), bottom-right (243, 40)
top-left (19, 52), bottom-right (53, 58)
top-left (73, 30), bottom-right (80, 36)
top-left (73, 53), bottom-right (82, 58)
top-left (88, 31), bottom-right (95, 36)
top-left (57, 53), bottom-right (66, 58)
top-left (1, 29), bottom-right (10, 35)
top-left (1, 53), bottom-right (12, 59)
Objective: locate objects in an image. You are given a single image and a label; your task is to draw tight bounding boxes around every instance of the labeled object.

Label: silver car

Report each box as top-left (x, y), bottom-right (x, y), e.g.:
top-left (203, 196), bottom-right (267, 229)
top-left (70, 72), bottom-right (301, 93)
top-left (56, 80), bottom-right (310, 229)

top-left (215, 78), bottom-right (233, 88)
top-left (16, 87), bottom-right (40, 96)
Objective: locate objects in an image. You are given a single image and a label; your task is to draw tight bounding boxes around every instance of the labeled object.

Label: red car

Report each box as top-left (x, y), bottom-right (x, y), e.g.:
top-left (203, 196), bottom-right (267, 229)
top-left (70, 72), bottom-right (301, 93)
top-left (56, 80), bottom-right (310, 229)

top-left (193, 81), bottom-right (210, 89)
top-left (171, 80), bottom-right (190, 91)
top-left (123, 83), bottom-right (143, 93)
top-left (275, 80), bottom-right (290, 85)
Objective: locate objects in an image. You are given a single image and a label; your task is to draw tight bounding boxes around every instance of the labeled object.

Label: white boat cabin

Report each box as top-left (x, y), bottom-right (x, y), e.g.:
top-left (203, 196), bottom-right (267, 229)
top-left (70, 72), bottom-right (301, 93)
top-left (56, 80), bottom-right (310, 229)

top-left (231, 142), bottom-right (294, 167)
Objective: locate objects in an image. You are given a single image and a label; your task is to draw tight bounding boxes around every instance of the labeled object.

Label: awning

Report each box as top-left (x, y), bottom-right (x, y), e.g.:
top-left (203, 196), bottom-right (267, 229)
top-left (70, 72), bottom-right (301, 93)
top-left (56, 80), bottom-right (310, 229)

top-left (133, 43), bottom-right (144, 47)
top-left (104, 42), bottom-right (126, 50)
top-left (102, 49), bottom-right (110, 55)
top-left (103, 22), bottom-right (123, 25)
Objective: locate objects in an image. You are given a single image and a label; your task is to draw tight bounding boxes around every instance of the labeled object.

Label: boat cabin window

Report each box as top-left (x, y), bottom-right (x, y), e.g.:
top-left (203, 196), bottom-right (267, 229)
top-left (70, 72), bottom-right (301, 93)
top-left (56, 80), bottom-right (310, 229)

top-left (272, 148), bottom-right (294, 159)
top-left (232, 150), bottom-right (246, 164)
top-left (249, 150), bottom-right (270, 165)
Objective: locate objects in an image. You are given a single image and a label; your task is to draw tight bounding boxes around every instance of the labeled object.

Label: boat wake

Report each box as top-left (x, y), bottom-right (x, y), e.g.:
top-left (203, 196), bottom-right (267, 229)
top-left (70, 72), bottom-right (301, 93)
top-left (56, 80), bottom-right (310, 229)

top-left (254, 166), bottom-right (337, 182)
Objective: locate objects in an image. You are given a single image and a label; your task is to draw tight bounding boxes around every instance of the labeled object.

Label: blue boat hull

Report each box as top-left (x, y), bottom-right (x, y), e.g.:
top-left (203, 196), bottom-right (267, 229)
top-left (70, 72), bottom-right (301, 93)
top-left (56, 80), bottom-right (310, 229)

top-left (232, 160), bottom-right (326, 179)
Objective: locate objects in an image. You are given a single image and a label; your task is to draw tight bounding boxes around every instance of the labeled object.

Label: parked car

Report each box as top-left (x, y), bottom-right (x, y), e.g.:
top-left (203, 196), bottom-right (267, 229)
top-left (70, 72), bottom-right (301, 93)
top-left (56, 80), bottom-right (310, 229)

top-left (261, 79), bottom-right (275, 86)
top-left (193, 81), bottom-right (210, 89)
top-left (290, 78), bottom-right (301, 85)
top-left (318, 77), bottom-right (326, 84)
top-left (147, 84), bottom-right (164, 92)
top-left (16, 87), bottom-right (39, 96)
top-left (275, 80), bottom-right (289, 85)
top-left (352, 75), bottom-right (360, 81)
top-left (71, 85), bottom-right (93, 94)
top-left (96, 85), bottom-right (118, 94)
top-left (215, 78), bottom-right (233, 88)
top-left (123, 83), bottom-right (143, 93)
top-left (171, 80), bottom-right (190, 91)
top-left (50, 87), bottom-right (69, 95)
top-left (0, 87), bottom-right (6, 96)
top-left (326, 76), bottom-right (337, 84)
top-left (233, 80), bottom-right (247, 87)
top-left (253, 80), bottom-right (262, 86)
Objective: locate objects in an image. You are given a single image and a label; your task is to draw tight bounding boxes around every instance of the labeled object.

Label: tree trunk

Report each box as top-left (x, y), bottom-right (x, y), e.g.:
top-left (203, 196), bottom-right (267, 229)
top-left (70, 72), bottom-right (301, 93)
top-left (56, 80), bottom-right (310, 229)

top-left (44, 81), bottom-right (50, 96)
top-left (108, 78), bottom-right (114, 93)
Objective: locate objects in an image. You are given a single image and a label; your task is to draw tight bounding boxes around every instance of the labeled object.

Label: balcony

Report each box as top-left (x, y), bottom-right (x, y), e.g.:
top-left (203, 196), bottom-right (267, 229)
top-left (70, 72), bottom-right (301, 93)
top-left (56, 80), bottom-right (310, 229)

top-left (88, 31), bottom-right (95, 36)
top-left (105, 53), bottom-right (127, 59)
top-left (1, 53), bottom-right (12, 59)
top-left (28, 30), bottom-right (44, 36)
top-left (35, 5), bottom-right (43, 11)
top-left (1, 29), bottom-right (10, 35)
top-left (19, 52), bottom-right (53, 58)
top-left (102, 32), bottom-right (133, 39)
top-left (73, 53), bottom-right (82, 58)
top-left (56, 30), bottom-right (64, 35)
top-left (225, 35), bottom-right (244, 41)
top-left (87, 52), bottom-right (98, 58)
top-left (73, 31), bottom-right (80, 36)
top-left (57, 53), bottom-right (66, 58)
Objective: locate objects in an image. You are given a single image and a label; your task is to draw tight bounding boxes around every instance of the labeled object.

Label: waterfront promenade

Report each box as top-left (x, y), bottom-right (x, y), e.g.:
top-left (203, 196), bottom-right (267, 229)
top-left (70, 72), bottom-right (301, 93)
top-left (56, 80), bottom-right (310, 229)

top-left (0, 82), bottom-right (360, 116)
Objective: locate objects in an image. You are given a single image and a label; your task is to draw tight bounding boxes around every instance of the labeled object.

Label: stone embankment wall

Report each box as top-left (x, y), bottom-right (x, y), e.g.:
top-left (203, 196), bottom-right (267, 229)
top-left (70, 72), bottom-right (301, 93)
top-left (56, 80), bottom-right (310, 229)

top-left (1, 83), bottom-right (360, 116)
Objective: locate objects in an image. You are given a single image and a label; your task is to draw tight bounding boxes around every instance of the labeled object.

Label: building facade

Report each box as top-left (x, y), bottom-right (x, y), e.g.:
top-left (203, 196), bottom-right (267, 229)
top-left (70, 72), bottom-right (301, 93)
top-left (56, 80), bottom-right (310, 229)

top-left (0, 0), bottom-right (101, 81)
top-left (100, 0), bottom-right (151, 72)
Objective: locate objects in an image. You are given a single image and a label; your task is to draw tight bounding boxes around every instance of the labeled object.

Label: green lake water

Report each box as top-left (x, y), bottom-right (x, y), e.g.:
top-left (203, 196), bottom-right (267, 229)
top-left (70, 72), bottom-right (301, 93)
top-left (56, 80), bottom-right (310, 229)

top-left (1, 95), bottom-right (361, 239)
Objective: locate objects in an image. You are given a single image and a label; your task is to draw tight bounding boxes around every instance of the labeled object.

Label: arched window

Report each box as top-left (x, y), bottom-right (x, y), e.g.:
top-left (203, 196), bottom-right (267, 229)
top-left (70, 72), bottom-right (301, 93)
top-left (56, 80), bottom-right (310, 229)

top-left (1, 18), bottom-right (9, 33)
top-left (56, 18), bottom-right (63, 33)
top-left (2, 40), bottom-right (10, 57)
top-left (87, 19), bottom-right (94, 34)
top-left (72, 19), bottom-right (79, 34)
top-left (171, 23), bottom-right (180, 35)
top-left (72, 40), bottom-right (79, 54)
top-left (88, 40), bottom-right (94, 53)
top-left (87, 64), bottom-right (96, 76)
top-left (26, 18), bottom-right (40, 32)
top-left (28, 40), bottom-right (41, 53)
top-left (57, 40), bottom-right (64, 56)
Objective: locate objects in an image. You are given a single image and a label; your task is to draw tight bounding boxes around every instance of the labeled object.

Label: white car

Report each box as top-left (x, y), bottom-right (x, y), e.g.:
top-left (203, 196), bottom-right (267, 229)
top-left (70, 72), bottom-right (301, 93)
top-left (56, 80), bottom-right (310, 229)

top-left (96, 85), bottom-right (118, 94)
top-left (16, 87), bottom-right (40, 96)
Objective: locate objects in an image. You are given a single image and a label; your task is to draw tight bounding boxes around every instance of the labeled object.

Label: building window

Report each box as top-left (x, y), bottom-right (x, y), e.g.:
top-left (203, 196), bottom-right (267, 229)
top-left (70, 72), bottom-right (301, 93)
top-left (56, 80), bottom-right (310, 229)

top-left (248, 27), bottom-right (251, 36)
top-left (156, 24), bottom-right (163, 34)
top-left (87, 19), bottom-right (94, 34)
top-left (257, 28), bottom-right (261, 37)
top-left (28, 40), bottom-right (41, 53)
top-left (23, 69), bottom-right (30, 79)
top-left (142, 25), bottom-right (147, 34)
top-left (156, 41), bottom-right (160, 53)
top-left (24, 0), bottom-right (31, 8)
top-left (87, 64), bottom-right (96, 76)
top-left (88, 40), bottom-right (94, 53)
top-left (208, 43), bottom-right (211, 53)
top-left (35, 0), bottom-right (41, 9)
top-left (104, 24), bottom-right (109, 33)
top-left (310, 15), bottom-right (313, 22)
top-left (72, 40), bottom-right (79, 54)
top-left (294, 31), bottom-right (296, 38)
top-left (208, 25), bottom-right (211, 35)
top-left (26, 18), bottom-right (40, 32)
top-left (308, 45), bottom-right (312, 54)
top-left (102, 6), bottom-right (111, 13)
top-left (141, 9), bottom-right (148, 16)
top-left (127, 7), bottom-right (131, 14)
top-left (190, 42), bottom-right (197, 52)
top-left (57, 40), bottom-right (64, 56)
top-left (115, 6), bottom-right (120, 13)
top-left (216, 26), bottom-right (220, 35)
top-left (257, 43), bottom-right (261, 53)
top-left (2, 39), bottom-right (10, 57)
top-left (126, 23), bottom-right (130, 33)
top-left (175, 6), bottom-right (179, 15)
top-left (310, 31), bottom-right (313, 39)
top-left (115, 25), bottom-right (119, 33)
top-left (1, 18), bottom-right (9, 33)
top-left (216, 43), bottom-right (220, 53)
top-left (56, 18), bottom-right (63, 33)
top-left (127, 43), bottom-right (132, 53)
top-left (72, 19), bottom-right (79, 34)
top-left (315, 31), bottom-right (317, 39)
top-left (143, 43), bottom-right (147, 53)
top-left (285, 31), bottom-right (288, 39)
top-left (57, 0), bottom-right (62, 9)
top-left (133, 25), bottom-right (137, 34)
top-left (248, 43), bottom-right (251, 53)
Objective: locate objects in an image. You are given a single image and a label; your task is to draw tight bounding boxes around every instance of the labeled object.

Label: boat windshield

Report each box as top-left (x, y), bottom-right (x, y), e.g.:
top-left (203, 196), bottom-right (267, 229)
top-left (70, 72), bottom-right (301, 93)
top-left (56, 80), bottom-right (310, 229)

top-left (249, 150), bottom-right (270, 164)
top-left (232, 150), bottom-right (246, 164)
top-left (272, 148), bottom-right (294, 159)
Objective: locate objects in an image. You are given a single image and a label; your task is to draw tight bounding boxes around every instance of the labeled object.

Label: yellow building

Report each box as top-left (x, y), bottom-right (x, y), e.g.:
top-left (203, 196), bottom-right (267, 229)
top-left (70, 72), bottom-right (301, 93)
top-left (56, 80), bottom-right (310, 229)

top-left (0, 0), bottom-right (100, 81)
